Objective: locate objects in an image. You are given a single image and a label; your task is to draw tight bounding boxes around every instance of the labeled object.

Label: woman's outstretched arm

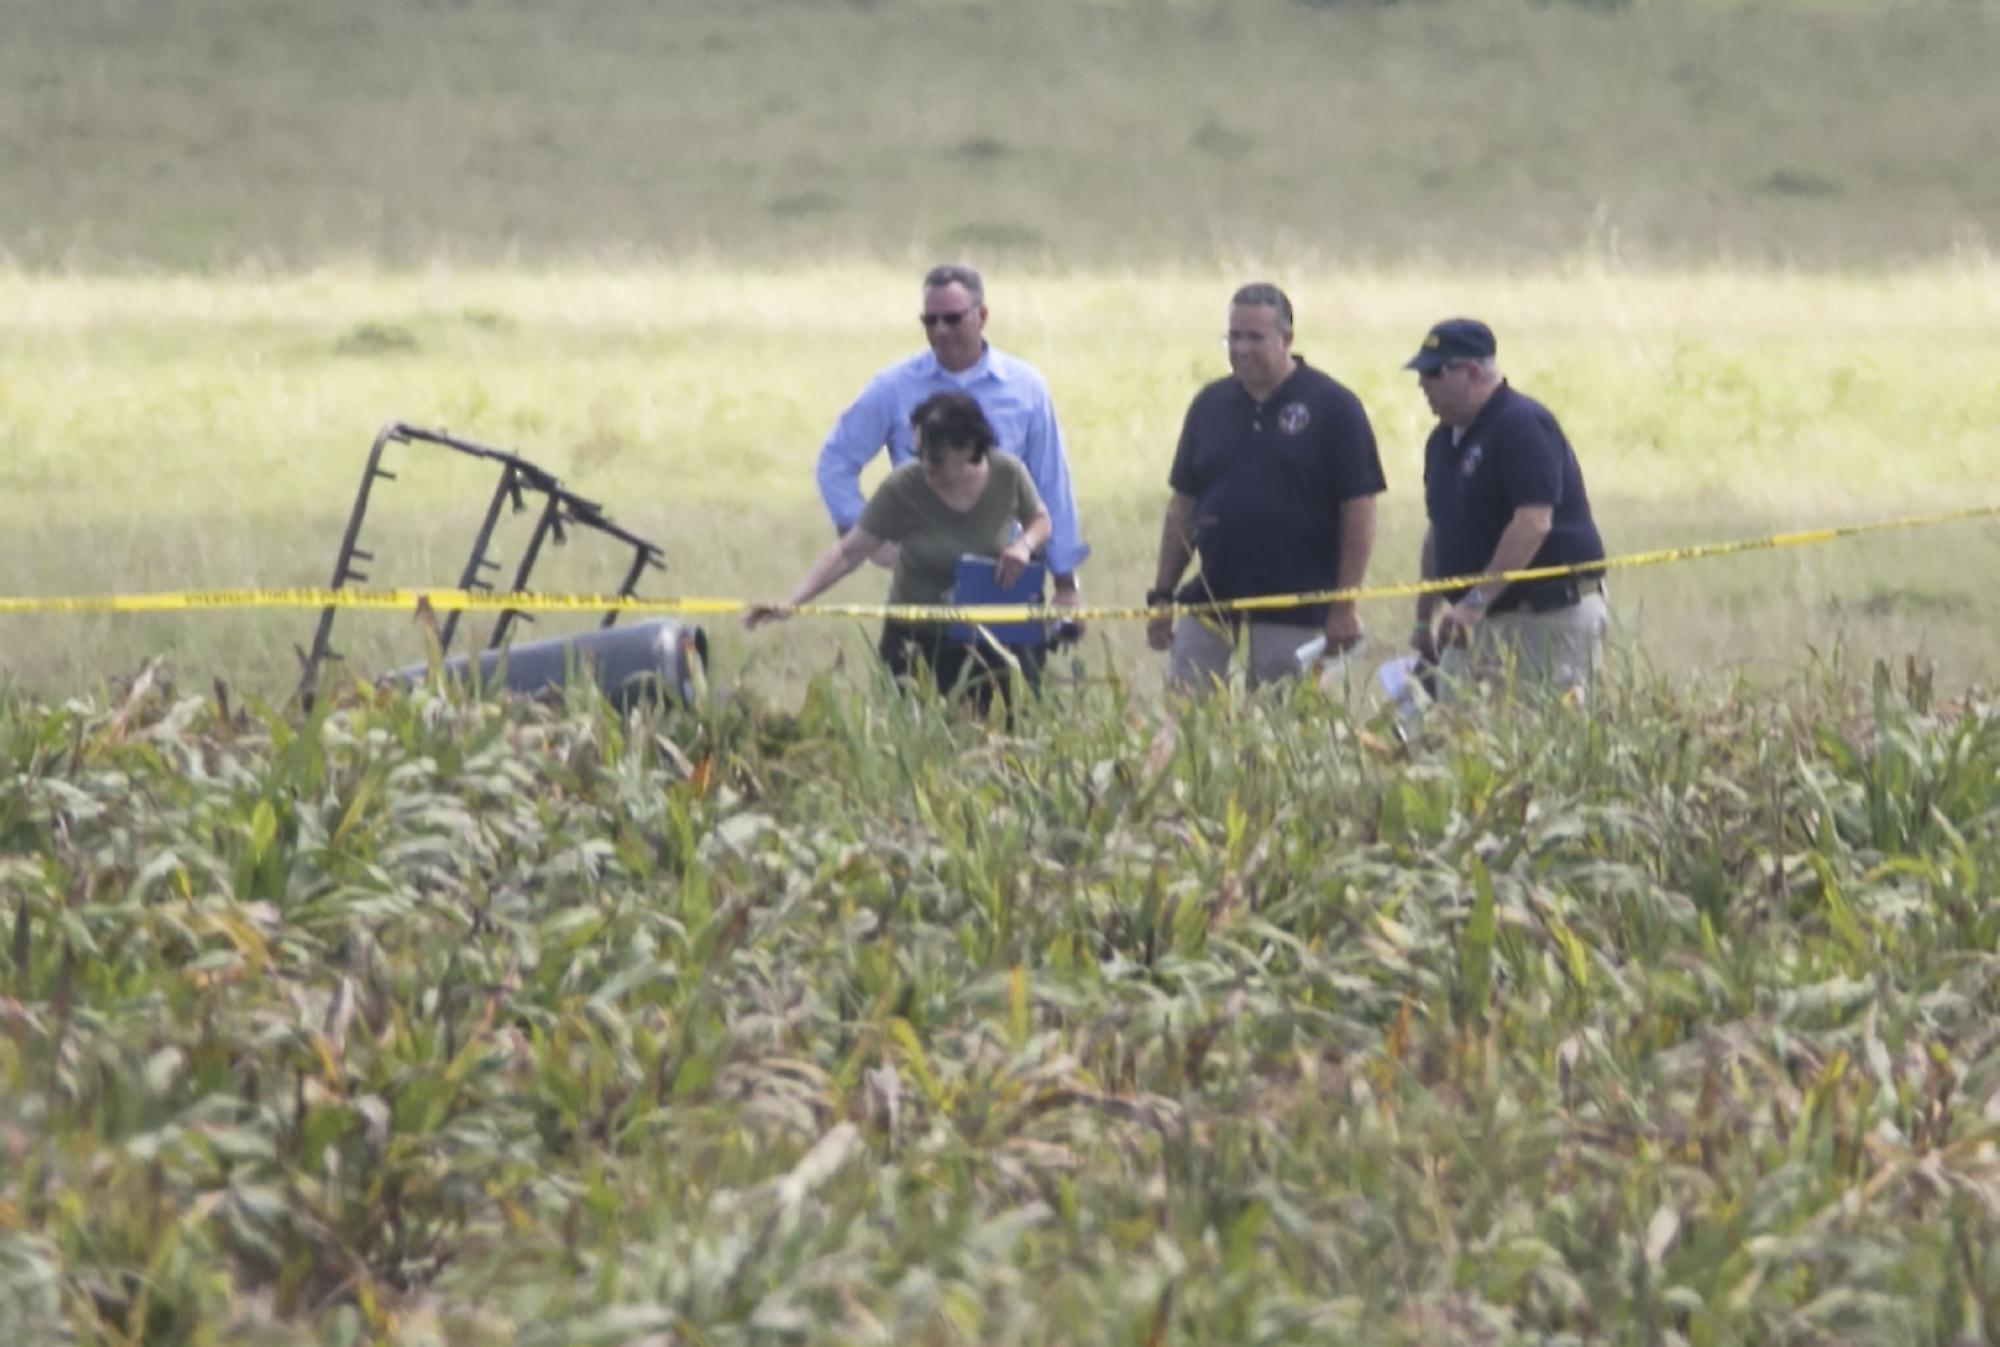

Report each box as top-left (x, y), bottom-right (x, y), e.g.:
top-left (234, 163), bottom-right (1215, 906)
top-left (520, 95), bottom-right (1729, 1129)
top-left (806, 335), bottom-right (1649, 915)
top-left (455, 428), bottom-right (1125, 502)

top-left (746, 526), bottom-right (884, 629)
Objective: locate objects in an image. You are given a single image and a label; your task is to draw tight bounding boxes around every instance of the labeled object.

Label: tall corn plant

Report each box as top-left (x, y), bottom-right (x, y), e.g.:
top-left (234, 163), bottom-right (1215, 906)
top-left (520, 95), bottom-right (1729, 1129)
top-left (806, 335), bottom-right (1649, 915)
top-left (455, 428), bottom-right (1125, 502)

top-left (3, 659), bottom-right (2000, 1344)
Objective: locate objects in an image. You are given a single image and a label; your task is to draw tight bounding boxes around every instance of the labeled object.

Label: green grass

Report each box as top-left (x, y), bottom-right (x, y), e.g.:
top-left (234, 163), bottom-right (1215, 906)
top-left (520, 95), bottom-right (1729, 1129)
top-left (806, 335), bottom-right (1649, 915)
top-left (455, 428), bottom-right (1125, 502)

top-left (7, 660), bottom-right (2000, 1343)
top-left (4, 263), bottom-right (2000, 702)
top-left (8, 0), bottom-right (2000, 699)
top-left (4, 0), bottom-right (1997, 270)
top-left (9, 3), bottom-right (2000, 1338)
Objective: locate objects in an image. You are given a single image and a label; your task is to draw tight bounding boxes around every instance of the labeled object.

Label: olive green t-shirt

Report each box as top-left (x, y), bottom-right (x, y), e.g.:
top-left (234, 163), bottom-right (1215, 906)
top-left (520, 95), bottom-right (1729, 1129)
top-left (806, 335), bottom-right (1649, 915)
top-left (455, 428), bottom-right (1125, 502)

top-left (858, 455), bottom-right (1045, 606)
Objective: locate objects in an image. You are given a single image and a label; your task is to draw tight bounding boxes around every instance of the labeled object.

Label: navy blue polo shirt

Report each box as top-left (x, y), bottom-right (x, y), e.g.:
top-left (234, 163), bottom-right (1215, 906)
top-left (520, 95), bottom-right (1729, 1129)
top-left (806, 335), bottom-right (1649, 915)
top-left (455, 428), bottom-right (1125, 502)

top-left (1423, 382), bottom-right (1604, 610)
top-left (1169, 358), bottom-right (1386, 624)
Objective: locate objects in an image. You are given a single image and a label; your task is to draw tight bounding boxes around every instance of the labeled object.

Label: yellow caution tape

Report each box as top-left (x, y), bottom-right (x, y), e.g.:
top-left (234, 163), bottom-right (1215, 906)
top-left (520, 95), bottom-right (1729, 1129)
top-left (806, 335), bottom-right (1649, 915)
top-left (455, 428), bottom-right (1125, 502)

top-left (1, 504), bottom-right (1994, 625)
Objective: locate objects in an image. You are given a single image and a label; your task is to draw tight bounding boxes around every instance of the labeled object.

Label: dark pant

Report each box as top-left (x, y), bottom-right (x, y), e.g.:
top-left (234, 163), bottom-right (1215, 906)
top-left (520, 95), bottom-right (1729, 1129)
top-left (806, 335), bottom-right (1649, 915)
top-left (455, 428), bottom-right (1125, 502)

top-left (877, 620), bottom-right (1045, 717)
top-left (1489, 575), bottom-right (1606, 615)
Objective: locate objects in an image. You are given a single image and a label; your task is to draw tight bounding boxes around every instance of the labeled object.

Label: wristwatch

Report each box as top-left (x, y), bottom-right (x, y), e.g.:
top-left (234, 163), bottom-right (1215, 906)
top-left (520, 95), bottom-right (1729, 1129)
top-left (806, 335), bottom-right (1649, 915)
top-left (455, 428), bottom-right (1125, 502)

top-left (1145, 588), bottom-right (1175, 608)
top-left (1462, 587), bottom-right (1491, 611)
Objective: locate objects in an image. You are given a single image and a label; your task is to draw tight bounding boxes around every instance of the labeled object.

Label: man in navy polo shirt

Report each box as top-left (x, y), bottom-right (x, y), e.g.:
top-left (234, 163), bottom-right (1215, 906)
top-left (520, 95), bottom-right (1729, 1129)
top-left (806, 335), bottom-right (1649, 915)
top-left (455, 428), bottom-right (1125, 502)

top-left (1406, 318), bottom-right (1608, 694)
top-left (1146, 283), bottom-right (1385, 695)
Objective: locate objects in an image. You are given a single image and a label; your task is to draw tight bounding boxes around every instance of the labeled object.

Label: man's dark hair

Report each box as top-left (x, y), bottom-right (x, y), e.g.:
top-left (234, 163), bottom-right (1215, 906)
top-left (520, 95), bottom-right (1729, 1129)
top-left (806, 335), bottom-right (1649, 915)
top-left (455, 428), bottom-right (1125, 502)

top-left (1231, 282), bottom-right (1294, 335)
top-left (923, 263), bottom-right (985, 303)
top-left (910, 391), bottom-right (996, 462)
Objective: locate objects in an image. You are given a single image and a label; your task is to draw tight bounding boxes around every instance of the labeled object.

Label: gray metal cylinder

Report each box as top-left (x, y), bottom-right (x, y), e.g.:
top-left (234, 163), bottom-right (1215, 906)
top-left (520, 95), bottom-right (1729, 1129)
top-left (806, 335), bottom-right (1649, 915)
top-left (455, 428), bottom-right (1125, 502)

top-left (387, 619), bottom-right (708, 709)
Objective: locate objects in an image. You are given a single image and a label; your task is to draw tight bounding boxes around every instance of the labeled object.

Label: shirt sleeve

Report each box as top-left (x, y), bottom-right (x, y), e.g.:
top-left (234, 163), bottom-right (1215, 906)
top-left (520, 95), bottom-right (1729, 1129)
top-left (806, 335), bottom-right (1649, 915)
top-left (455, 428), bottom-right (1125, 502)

top-left (1495, 407), bottom-right (1566, 508)
top-left (1323, 392), bottom-right (1388, 504)
top-left (1421, 431), bottom-right (1447, 519)
top-left (857, 471), bottom-right (918, 543)
top-left (1166, 394), bottom-right (1204, 497)
top-left (1011, 373), bottom-right (1089, 575)
top-left (816, 372), bottom-right (901, 532)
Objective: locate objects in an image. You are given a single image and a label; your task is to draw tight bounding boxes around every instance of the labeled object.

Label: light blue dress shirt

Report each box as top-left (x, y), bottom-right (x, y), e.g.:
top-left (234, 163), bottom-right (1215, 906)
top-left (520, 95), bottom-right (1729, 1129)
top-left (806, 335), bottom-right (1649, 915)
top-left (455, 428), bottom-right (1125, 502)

top-left (814, 344), bottom-right (1090, 577)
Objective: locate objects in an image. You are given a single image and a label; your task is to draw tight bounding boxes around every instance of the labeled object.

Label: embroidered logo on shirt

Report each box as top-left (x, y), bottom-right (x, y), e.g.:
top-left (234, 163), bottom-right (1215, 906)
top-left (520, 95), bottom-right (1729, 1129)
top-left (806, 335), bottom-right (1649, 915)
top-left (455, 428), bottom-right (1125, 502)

top-left (1460, 442), bottom-right (1485, 476)
top-left (1277, 401), bottom-right (1310, 435)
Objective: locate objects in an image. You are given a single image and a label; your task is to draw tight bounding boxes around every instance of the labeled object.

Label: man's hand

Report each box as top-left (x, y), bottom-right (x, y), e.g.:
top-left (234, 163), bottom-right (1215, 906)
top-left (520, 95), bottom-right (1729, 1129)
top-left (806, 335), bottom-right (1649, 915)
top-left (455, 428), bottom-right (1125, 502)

top-left (1323, 603), bottom-right (1364, 655)
top-left (994, 539), bottom-right (1034, 588)
top-left (1146, 587), bottom-right (1175, 651)
top-left (1410, 618), bottom-right (1440, 665)
top-left (1053, 579), bottom-right (1085, 638)
top-left (1437, 598), bottom-right (1485, 648)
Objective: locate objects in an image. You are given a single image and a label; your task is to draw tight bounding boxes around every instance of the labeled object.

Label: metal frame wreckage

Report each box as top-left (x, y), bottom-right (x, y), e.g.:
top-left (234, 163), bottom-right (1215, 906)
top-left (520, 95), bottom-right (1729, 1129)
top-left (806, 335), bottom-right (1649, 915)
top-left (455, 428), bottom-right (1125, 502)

top-left (297, 421), bottom-right (707, 709)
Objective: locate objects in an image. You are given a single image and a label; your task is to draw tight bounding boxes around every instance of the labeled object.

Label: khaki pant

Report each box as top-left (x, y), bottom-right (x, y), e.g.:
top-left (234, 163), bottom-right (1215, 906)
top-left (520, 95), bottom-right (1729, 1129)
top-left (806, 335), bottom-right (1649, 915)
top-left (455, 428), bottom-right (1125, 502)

top-left (1439, 592), bottom-right (1609, 697)
top-left (1168, 617), bottom-right (1324, 696)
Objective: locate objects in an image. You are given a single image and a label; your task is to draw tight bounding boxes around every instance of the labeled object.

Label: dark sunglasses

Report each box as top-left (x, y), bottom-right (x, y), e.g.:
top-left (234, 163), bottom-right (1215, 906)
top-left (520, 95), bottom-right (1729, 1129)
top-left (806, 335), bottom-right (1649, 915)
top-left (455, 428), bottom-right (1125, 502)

top-left (920, 309), bottom-right (973, 329)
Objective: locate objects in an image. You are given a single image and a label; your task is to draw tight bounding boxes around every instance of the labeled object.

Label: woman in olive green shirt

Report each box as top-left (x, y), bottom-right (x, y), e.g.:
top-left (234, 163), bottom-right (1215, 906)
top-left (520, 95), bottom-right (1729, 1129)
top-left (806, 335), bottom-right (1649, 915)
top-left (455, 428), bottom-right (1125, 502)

top-left (748, 392), bottom-right (1052, 706)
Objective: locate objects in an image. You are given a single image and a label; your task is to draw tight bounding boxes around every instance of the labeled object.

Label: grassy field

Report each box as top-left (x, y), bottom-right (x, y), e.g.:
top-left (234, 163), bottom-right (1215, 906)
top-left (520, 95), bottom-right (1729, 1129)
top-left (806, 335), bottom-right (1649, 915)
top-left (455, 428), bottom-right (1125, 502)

top-left (10, 0), bottom-right (2000, 1341)
top-left (7, 0), bottom-right (1999, 700)
top-left (5, 0), bottom-right (1998, 270)
top-left (3, 263), bottom-right (1999, 702)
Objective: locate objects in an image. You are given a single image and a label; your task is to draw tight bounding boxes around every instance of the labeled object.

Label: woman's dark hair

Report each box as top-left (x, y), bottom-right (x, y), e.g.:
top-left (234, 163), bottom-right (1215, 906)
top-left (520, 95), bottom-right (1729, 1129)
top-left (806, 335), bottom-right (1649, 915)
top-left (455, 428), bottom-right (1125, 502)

top-left (910, 391), bottom-right (996, 463)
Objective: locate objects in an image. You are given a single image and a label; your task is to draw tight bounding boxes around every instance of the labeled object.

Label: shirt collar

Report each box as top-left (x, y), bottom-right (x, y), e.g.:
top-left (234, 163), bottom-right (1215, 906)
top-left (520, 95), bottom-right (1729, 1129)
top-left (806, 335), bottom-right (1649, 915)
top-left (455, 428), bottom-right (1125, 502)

top-left (1235, 355), bottom-right (1308, 406)
top-left (921, 342), bottom-right (1003, 382)
top-left (1455, 379), bottom-right (1513, 447)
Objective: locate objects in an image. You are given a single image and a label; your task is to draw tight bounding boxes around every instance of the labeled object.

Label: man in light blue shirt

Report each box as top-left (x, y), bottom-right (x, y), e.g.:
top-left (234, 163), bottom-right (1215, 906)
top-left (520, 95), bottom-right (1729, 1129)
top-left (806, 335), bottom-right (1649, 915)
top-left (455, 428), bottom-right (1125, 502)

top-left (815, 264), bottom-right (1089, 621)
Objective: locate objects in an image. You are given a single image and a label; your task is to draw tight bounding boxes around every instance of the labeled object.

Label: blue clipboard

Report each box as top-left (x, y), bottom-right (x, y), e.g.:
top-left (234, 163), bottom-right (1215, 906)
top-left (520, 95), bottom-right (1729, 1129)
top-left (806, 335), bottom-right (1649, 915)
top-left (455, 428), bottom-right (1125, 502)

top-left (947, 555), bottom-right (1046, 646)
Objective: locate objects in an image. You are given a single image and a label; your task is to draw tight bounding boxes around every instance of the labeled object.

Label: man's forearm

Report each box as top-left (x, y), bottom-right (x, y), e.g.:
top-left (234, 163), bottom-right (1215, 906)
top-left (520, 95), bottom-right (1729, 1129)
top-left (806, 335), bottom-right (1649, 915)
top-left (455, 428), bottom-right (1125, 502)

top-left (1416, 527), bottom-right (1439, 623)
top-left (1152, 495), bottom-right (1197, 594)
top-left (1043, 498), bottom-right (1085, 587)
top-left (1023, 405), bottom-right (1091, 577)
top-left (815, 443), bottom-right (870, 532)
top-left (1467, 508), bottom-right (1555, 606)
top-left (816, 385), bottom-right (895, 530)
top-left (1042, 496), bottom-right (1091, 578)
top-left (1331, 496), bottom-right (1377, 603)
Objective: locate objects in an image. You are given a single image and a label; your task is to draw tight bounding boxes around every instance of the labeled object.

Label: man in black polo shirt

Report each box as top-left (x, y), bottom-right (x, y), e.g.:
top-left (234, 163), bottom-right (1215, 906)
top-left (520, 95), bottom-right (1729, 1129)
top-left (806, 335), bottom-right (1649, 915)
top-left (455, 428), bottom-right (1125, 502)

top-left (1406, 318), bottom-right (1608, 694)
top-left (1147, 283), bottom-right (1386, 694)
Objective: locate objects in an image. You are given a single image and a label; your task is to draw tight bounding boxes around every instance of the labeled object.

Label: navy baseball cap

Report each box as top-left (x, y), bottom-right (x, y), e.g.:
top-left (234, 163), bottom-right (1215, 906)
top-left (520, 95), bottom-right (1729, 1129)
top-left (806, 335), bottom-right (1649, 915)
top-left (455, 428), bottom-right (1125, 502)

top-left (1404, 318), bottom-right (1496, 373)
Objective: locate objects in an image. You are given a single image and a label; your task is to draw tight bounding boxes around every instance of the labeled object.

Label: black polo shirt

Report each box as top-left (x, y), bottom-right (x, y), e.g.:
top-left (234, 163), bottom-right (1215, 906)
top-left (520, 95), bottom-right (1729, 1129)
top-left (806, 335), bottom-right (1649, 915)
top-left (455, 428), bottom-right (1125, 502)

top-left (1423, 381), bottom-right (1604, 611)
top-left (1169, 358), bottom-right (1386, 625)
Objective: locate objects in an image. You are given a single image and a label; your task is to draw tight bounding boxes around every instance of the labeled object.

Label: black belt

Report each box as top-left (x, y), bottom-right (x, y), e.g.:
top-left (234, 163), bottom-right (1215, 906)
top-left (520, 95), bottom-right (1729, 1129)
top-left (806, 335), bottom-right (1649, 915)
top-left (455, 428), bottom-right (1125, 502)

top-left (1487, 575), bottom-right (1604, 616)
